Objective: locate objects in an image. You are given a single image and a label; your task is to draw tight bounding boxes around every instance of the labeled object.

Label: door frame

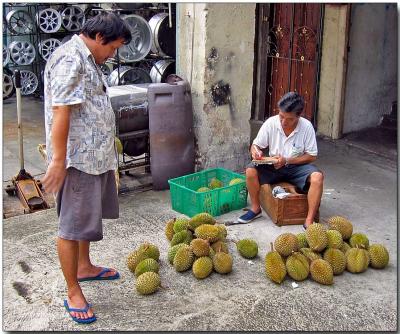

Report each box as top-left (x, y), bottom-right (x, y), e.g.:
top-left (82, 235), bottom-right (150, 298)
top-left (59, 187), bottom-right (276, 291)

top-left (250, 3), bottom-right (324, 142)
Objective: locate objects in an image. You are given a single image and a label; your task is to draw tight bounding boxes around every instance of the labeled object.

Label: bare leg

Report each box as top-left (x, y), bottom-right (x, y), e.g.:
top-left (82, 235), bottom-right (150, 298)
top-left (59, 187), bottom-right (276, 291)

top-left (77, 241), bottom-right (118, 279)
top-left (246, 167), bottom-right (261, 213)
top-left (305, 172), bottom-right (324, 227)
top-left (57, 237), bottom-right (94, 320)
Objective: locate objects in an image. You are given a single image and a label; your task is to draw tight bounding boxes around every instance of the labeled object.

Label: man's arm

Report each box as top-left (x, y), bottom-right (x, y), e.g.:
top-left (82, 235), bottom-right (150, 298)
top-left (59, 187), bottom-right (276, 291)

top-left (42, 105), bottom-right (71, 193)
top-left (272, 153), bottom-right (317, 169)
top-left (285, 154), bottom-right (316, 165)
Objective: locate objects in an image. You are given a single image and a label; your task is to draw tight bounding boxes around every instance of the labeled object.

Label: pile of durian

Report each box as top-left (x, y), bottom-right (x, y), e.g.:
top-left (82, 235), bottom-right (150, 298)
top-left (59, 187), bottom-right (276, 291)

top-left (165, 212), bottom-right (261, 278)
top-left (126, 242), bottom-right (162, 295)
top-left (165, 212), bottom-right (233, 278)
top-left (265, 216), bottom-right (390, 285)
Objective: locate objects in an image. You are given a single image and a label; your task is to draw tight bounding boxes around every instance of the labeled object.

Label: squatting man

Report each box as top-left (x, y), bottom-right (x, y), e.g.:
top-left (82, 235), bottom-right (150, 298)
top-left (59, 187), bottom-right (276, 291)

top-left (237, 92), bottom-right (324, 228)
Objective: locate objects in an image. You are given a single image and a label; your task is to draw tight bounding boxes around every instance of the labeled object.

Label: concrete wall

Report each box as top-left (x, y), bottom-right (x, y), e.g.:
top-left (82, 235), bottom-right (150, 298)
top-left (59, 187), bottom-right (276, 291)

top-left (177, 3), bottom-right (256, 172)
top-left (342, 3), bottom-right (397, 133)
top-left (317, 5), bottom-right (350, 139)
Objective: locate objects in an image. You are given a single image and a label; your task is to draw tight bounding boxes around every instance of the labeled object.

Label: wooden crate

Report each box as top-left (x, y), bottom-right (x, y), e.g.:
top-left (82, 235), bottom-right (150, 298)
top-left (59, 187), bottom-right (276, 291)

top-left (259, 182), bottom-right (319, 226)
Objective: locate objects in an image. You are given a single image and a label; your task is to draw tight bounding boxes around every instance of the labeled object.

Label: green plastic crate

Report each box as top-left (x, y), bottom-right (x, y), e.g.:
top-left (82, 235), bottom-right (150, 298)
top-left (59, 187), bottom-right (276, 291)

top-left (168, 168), bottom-right (248, 217)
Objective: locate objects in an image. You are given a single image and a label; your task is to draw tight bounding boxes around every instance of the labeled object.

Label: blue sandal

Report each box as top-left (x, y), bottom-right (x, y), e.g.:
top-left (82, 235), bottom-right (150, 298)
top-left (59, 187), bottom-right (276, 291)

top-left (64, 299), bottom-right (96, 324)
top-left (78, 267), bottom-right (120, 282)
top-left (236, 209), bottom-right (262, 224)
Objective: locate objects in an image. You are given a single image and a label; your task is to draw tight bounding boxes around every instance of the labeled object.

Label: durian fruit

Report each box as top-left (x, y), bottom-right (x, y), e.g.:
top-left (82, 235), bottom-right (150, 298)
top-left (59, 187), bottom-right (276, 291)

top-left (190, 238), bottom-right (210, 257)
top-left (173, 245), bottom-right (195, 272)
top-left (265, 242), bottom-right (286, 284)
top-left (197, 187), bottom-right (211, 192)
top-left (323, 248), bottom-right (346, 275)
top-left (136, 272), bottom-right (161, 295)
top-left (236, 239), bottom-right (258, 259)
top-left (215, 224), bottom-right (227, 241)
top-left (209, 178), bottom-right (223, 189)
top-left (349, 233), bottom-right (369, 249)
top-left (183, 230), bottom-right (194, 244)
top-left (274, 233), bottom-right (299, 257)
top-left (297, 232), bottom-right (308, 249)
top-left (346, 247), bottom-right (370, 273)
top-left (300, 248), bottom-right (322, 262)
top-left (326, 230), bottom-right (343, 249)
top-left (167, 243), bottom-right (186, 264)
top-left (170, 230), bottom-right (191, 246)
top-left (327, 216), bottom-right (353, 240)
top-left (188, 212), bottom-right (217, 231)
top-left (195, 224), bottom-right (220, 243)
top-left (340, 241), bottom-right (351, 254)
top-left (285, 252), bottom-right (310, 281)
top-left (368, 244), bottom-right (389, 269)
top-left (134, 258), bottom-right (160, 278)
top-left (228, 178), bottom-right (244, 186)
top-left (127, 250), bottom-right (148, 273)
top-left (192, 257), bottom-right (213, 279)
top-left (165, 218), bottom-right (175, 241)
top-left (310, 259), bottom-right (334, 285)
top-left (138, 242), bottom-right (160, 261)
top-left (209, 247), bottom-right (216, 258)
top-left (211, 240), bottom-right (229, 254)
top-left (213, 252), bottom-right (233, 274)
top-left (173, 218), bottom-right (190, 233)
top-left (305, 223), bottom-right (328, 252)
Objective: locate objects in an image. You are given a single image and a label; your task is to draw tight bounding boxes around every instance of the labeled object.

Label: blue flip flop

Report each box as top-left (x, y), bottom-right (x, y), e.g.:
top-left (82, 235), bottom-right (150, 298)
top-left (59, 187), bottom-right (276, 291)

top-left (78, 267), bottom-right (120, 282)
top-left (64, 299), bottom-right (96, 324)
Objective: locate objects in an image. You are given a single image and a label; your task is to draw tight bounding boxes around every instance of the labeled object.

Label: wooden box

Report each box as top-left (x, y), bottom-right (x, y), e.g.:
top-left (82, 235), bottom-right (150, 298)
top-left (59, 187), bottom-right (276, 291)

top-left (259, 182), bottom-right (319, 226)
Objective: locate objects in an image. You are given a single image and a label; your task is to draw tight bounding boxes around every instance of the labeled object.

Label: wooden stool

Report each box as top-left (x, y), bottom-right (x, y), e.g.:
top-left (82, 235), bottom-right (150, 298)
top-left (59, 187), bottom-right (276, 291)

top-left (259, 182), bottom-right (319, 226)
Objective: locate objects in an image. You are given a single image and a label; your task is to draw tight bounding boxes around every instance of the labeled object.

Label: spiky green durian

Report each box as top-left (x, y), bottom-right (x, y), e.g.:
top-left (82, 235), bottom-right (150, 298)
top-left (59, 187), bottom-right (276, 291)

top-left (305, 223), bottom-right (328, 252)
top-left (310, 259), bottom-right (333, 285)
top-left (195, 224), bottom-right (220, 243)
top-left (212, 252), bottom-right (233, 274)
top-left (274, 233), bottom-right (299, 257)
top-left (265, 242), bottom-right (286, 284)
top-left (368, 244), bottom-right (389, 269)
top-left (134, 258), bottom-right (159, 278)
top-left (173, 245), bottom-right (194, 272)
top-left (192, 257), bottom-right (213, 279)
top-left (327, 216), bottom-right (353, 240)
top-left (136, 272), bottom-right (161, 295)
top-left (236, 239), bottom-right (258, 259)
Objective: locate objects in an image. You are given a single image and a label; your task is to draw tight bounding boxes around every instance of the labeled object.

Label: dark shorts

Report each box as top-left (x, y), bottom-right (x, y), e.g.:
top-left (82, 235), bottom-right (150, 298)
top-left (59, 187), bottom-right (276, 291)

top-left (247, 161), bottom-right (322, 192)
top-left (56, 167), bottom-right (119, 242)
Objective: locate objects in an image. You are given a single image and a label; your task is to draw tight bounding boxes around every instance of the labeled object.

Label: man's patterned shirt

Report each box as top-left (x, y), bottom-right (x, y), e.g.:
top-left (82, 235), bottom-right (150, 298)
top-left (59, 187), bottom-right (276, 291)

top-left (44, 34), bottom-right (117, 175)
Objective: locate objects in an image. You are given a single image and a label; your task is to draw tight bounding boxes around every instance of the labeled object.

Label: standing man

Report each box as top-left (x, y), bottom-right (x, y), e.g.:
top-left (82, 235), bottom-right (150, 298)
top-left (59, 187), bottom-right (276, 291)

top-left (42, 12), bottom-right (131, 324)
top-left (237, 92), bottom-right (324, 228)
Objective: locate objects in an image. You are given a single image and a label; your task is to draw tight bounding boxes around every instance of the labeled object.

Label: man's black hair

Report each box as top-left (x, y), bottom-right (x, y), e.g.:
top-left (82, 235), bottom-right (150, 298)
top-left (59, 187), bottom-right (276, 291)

top-left (277, 92), bottom-right (305, 114)
top-left (81, 12), bottom-right (132, 45)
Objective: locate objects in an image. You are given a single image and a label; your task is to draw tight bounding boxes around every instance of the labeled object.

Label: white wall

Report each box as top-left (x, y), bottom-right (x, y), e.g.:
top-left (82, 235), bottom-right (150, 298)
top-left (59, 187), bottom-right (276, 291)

top-left (342, 3), bottom-right (397, 133)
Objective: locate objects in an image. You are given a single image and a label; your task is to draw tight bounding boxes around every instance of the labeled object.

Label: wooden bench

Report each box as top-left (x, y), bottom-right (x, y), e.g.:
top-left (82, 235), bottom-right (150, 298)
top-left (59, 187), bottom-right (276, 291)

top-left (259, 181), bottom-right (319, 226)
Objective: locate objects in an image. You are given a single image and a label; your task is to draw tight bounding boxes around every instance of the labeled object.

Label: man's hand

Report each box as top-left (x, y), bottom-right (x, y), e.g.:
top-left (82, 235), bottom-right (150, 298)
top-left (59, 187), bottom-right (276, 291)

top-left (42, 160), bottom-right (67, 194)
top-left (272, 155), bottom-right (286, 169)
top-left (251, 145), bottom-right (263, 160)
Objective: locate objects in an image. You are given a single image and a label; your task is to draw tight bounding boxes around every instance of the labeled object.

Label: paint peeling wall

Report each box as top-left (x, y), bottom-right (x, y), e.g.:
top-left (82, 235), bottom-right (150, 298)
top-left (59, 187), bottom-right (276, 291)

top-left (177, 3), bottom-right (256, 172)
top-left (317, 5), bottom-right (350, 139)
top-left (342, 3), bottom-right (397, 133)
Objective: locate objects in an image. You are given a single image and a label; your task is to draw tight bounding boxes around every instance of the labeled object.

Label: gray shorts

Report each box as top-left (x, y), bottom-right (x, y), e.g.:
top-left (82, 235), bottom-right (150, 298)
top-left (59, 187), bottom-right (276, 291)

top-left (56, 167), bottom-right (119, 241)
top-left (247, 161), bottom-right (322, 192)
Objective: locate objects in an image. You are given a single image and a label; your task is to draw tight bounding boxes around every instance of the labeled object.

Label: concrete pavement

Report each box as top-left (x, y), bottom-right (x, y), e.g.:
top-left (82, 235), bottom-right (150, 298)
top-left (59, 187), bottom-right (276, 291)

top-left (2, 136), bottom-right (397, 331)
